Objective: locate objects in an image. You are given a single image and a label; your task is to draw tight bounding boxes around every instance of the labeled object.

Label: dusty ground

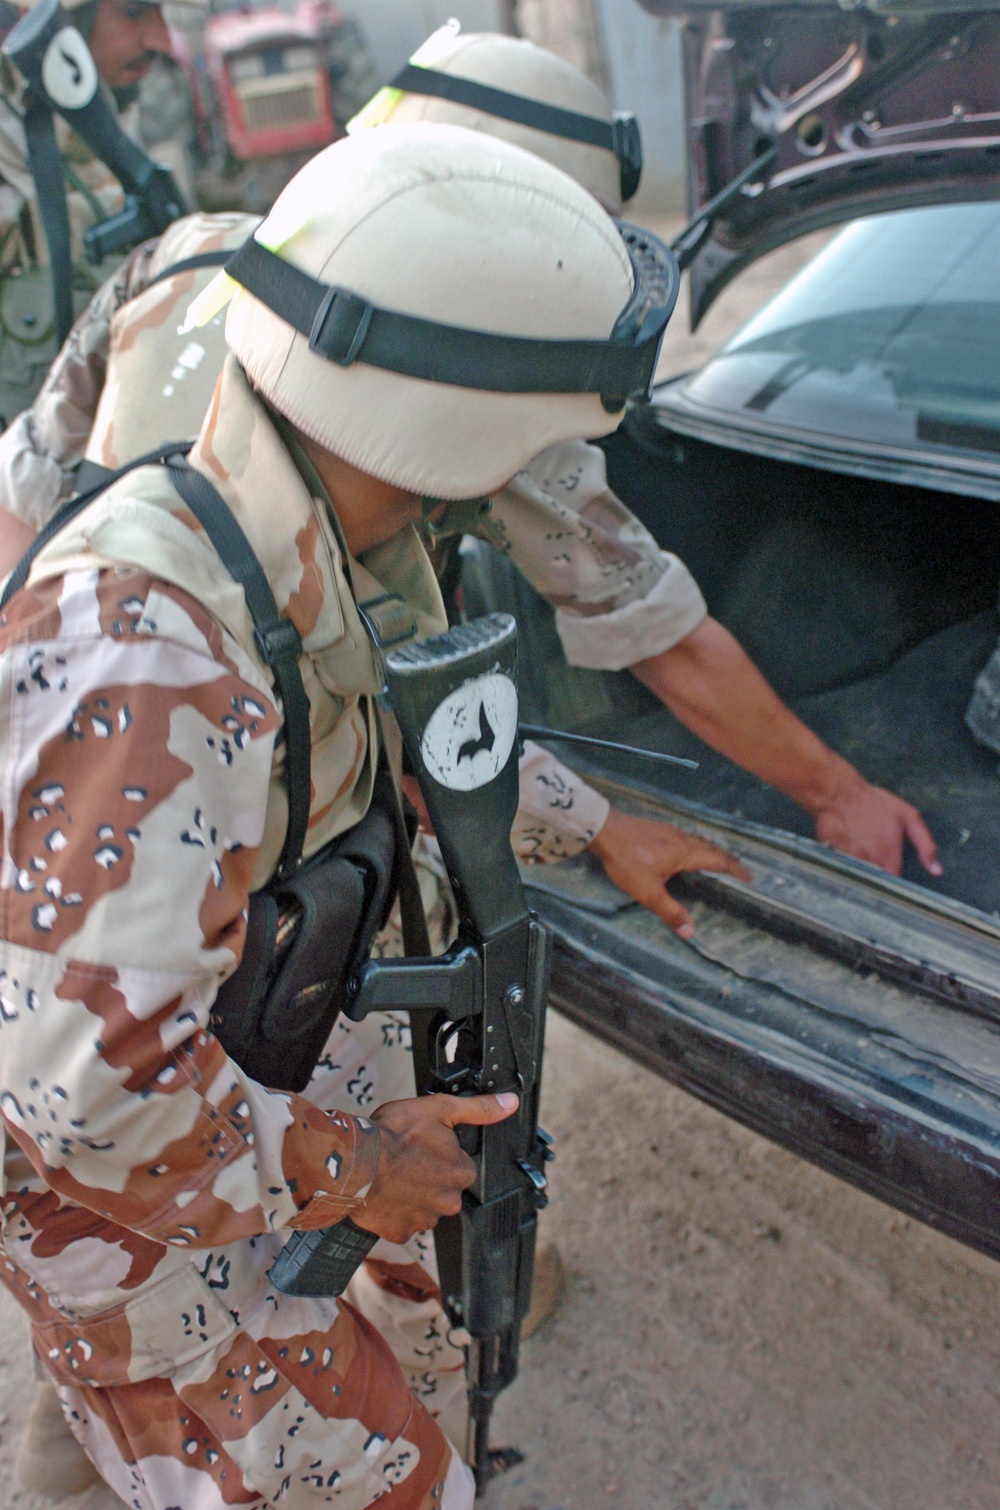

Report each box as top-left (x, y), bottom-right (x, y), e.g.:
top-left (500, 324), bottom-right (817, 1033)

top-left (492, 1017), bottom-right (1000, 1510)
top-left (6, 228), bottom-right (992, 1510)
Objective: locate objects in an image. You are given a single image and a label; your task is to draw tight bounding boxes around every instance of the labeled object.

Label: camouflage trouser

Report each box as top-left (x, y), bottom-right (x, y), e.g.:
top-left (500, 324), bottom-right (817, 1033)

top-left (43, 842), bottom-right (471, 1509)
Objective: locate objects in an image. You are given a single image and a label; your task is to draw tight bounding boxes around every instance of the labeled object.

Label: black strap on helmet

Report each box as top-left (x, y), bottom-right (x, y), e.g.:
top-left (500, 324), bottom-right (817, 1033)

top-left (223, 220), bottom-right (678, 414)
top-left (388, 61), bottom-right (642, 202)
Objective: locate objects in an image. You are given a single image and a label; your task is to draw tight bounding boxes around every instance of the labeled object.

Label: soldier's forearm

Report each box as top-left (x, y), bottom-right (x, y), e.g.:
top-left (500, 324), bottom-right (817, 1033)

top-left (633, 615), bottom-right (856, 815)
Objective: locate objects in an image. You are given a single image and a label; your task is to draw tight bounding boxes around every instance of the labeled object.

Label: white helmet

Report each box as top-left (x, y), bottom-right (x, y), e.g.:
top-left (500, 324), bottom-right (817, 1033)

top-left (350, 25), bottom-right (640, 216)
top-left (223, 123), bottom-right (675, 500)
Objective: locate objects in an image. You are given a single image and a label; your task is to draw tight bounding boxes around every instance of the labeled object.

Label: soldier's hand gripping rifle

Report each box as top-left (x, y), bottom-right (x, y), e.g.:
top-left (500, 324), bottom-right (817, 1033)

top-left (268, 612), bottom-right (552, 1494)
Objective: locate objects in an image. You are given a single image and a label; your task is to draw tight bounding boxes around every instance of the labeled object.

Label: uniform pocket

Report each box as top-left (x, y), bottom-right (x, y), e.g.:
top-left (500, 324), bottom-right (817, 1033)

top-left (32, 1258), bottom-right (238, 1388)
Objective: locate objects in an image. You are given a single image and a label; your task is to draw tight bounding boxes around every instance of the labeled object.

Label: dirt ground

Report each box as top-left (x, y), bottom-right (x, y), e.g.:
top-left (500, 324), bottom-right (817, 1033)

top-left (6, 228), bottom-right (996, 1510)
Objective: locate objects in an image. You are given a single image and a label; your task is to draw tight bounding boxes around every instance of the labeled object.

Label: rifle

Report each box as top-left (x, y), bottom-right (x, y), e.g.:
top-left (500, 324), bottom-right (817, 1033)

top-left (3, 0), bottom-right (187, 339)
top-left (269, 612), bottom-right (552, 1494)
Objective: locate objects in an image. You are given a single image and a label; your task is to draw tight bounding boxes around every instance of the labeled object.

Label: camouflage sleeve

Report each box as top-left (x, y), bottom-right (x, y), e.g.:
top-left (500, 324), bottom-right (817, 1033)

top-left (0, 566), bottom-right (381, 1247)
top-left (512, 740), bottom-right (610, 863)
top-left (0, 239), bottom-right (161, 527)
top-left (481, 439), bottom-right (708, 673)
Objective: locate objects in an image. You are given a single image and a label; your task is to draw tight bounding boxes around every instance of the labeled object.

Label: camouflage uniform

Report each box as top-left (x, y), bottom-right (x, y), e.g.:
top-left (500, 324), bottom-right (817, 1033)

top-left (0, 355), bottom-right (488, 1508)
top-left (0, 211), bottom-right (640, 1480)
top-left (0, 212), bottom-right (703, 1502)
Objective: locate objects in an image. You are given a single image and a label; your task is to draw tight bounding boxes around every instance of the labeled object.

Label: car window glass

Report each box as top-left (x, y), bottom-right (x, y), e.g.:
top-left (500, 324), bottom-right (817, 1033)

top-left (675, 204), bottom-right (1000, 457)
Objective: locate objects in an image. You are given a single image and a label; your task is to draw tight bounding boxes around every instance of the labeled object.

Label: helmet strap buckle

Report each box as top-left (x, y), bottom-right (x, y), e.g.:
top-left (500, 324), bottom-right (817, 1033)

top-left (310, 287), bottom-right (374, 366)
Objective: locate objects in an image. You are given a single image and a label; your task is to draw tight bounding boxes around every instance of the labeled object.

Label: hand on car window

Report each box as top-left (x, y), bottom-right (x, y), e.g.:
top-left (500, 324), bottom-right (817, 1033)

top-left (587, 807), bottom-right (751, 938)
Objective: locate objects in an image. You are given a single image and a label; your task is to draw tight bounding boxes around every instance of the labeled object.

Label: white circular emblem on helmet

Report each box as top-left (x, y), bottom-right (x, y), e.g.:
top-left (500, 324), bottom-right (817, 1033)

top-left (421, 673), bottom-right (518, 791)
top-left (42, 28), bottom-right (98, 111)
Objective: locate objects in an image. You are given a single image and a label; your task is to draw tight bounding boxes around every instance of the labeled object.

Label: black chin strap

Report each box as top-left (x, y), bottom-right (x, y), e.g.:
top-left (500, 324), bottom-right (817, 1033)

top-left (391, 61), bottom-right (616, 152)
top-left (22, 92), bottom-right (74, 344)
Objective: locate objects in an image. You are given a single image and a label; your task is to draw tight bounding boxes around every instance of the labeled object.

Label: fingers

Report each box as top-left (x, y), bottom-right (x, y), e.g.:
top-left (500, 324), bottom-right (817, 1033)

top-left (903, 806), bottom-right (942, 876)
top-left (431, 1091), bottom-right (519, 1129)
top-left (633, 881), bottom-right (696, 940)
top-left (673, 834), bottom-right (751, 883)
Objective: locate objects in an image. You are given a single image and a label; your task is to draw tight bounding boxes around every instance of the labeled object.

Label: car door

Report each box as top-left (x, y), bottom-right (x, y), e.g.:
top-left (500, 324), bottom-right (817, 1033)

top-left (635, 0), bottom-right (1000, 323)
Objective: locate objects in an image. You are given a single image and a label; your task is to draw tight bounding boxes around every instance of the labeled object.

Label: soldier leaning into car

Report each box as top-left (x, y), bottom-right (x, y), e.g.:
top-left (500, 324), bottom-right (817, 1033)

top-left (0, 28), bottom-right (942, 888)
top-left (0, 123), bottom-right (671, 1510)
top-left (0, 0), bottom-right (192, 424)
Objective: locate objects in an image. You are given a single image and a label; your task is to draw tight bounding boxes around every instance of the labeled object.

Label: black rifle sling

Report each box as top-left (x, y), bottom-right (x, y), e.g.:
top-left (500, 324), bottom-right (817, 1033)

top-left (22, 93), bottom-right (74, 345)
top-left (167, 461), bottom-right (310, 881)
top-left (0, 447), bottom-right (309, 879)
top-left (0, 438), bottom-right (194, 612)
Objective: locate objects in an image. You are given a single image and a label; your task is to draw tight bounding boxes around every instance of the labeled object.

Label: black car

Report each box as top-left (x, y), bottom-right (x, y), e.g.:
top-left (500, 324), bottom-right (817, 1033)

top-left (464, 0), bottom-right (1000, 1264)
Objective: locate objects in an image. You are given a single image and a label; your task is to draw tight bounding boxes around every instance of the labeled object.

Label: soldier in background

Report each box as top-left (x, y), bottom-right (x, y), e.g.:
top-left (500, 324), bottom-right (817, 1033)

top-left (0, 0), bottom-right (193, 424)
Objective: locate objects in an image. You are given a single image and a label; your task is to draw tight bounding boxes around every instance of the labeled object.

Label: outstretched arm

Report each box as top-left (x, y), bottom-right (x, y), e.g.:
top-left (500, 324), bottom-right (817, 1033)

top-left (633, 616), bottom-right (941, 878)
top-left (404, 747), bottom-right (748, 938)
top-left (485, 442), bottom-right (937, 878)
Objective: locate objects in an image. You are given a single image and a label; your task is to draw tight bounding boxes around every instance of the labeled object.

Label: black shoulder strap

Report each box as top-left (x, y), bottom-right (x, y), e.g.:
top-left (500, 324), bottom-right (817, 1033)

top-left (0, 438), bottom-right (193, 611)
top-left (22, 93), bottom-right (74, 345)
top-left (1, 442), bottom-right (312, 881)
top-left (167, 462), bottom-right (311, 881)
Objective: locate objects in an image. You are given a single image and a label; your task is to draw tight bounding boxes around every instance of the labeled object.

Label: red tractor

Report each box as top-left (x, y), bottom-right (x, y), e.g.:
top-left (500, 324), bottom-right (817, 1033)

top-left (170, 0), bottom-right (378, 212)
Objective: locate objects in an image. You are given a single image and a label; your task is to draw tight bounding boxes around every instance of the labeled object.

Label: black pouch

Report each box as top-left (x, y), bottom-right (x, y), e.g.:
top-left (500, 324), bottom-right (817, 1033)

top-left (210, 774), bottom-right (399, 1093)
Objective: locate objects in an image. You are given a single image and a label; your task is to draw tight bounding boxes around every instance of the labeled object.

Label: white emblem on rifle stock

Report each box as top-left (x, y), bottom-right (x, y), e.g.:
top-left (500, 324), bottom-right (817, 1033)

top-left (42, 27), bottom-right (98, 110)
top-left (420, 672), bottom-right (518, 791)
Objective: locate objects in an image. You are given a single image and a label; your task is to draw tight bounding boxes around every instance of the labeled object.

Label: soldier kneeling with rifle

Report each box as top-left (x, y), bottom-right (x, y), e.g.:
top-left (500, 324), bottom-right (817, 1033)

top-left (0, 123), bottom-right (681, 1507)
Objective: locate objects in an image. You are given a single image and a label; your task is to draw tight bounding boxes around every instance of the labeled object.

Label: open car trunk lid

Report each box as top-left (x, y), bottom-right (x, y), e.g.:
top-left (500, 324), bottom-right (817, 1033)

top-left (634, 0), bottom-right (1000, 323)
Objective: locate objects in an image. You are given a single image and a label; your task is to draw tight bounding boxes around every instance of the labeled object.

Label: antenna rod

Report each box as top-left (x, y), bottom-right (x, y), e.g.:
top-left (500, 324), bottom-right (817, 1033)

top-left (519, 723), bottom-right (698, 771)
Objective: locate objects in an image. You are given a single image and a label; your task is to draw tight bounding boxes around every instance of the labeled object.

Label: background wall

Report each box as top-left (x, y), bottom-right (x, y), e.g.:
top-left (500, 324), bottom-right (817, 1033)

top-left (339, 0), bottom-right (507, 81)
top-left (588, 0), bottom-right (685, 213)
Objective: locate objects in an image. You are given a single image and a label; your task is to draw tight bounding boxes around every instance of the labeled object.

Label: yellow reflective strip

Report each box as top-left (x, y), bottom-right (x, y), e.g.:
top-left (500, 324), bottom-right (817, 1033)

top-left (181, 270), bottom-right (236, 331)
top-left (346, 85), bottom-right (403, 133)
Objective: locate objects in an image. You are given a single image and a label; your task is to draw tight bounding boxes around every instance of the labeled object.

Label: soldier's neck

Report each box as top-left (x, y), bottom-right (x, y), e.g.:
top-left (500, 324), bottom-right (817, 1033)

top-left (296, 431), bottom-right (422, 558)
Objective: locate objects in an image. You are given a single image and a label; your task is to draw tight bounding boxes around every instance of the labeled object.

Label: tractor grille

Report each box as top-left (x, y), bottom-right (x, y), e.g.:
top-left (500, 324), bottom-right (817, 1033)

top-left (237, 72), bottom-right (324, 132)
